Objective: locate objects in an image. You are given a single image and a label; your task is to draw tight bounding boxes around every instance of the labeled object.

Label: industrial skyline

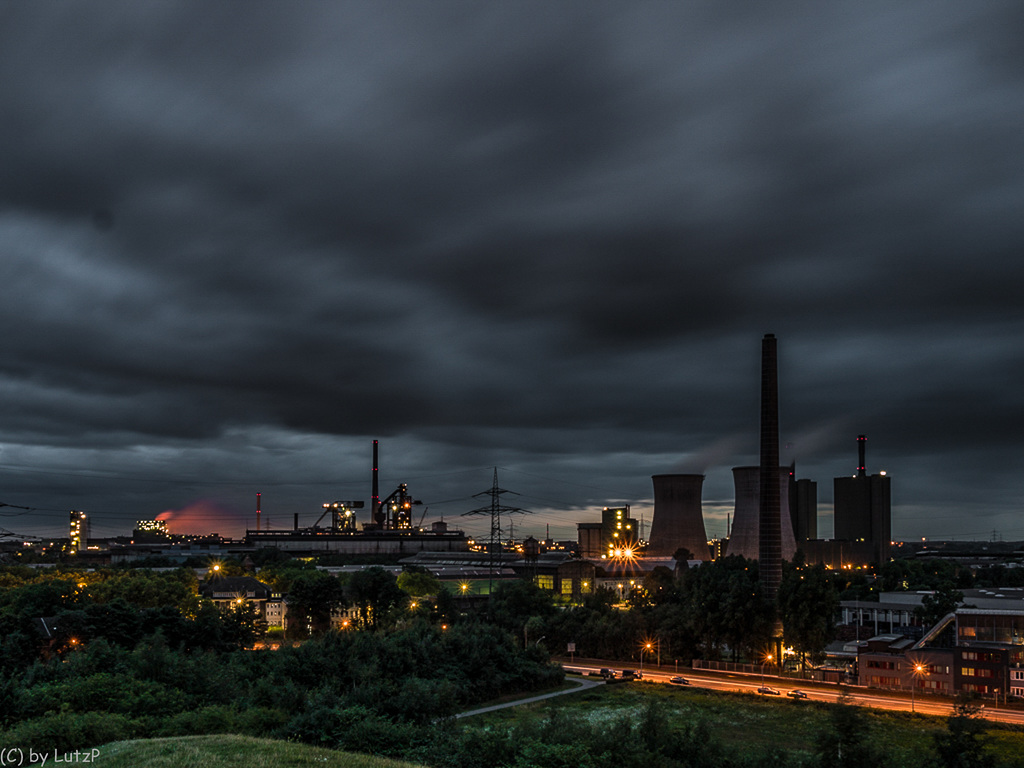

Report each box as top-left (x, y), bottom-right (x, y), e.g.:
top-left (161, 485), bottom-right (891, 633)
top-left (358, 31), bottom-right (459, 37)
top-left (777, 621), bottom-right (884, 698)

top-left (2, 3), bottom-right (1024, 543)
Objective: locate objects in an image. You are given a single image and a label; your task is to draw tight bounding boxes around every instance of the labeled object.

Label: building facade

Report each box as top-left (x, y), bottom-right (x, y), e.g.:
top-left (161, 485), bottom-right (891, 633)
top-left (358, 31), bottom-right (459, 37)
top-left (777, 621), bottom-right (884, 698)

top-left (833, 435), bottom-right (891, 564)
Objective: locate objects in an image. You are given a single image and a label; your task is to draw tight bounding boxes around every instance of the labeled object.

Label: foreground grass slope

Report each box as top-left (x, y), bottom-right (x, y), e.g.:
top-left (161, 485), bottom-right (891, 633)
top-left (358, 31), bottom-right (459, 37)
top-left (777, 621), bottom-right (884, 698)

top-left (49, 734), bottom-right (425, 768)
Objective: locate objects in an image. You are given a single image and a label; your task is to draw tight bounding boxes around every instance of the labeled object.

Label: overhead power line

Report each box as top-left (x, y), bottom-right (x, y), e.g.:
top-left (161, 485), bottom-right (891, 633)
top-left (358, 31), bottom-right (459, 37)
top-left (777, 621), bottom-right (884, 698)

top-left (462, 467), bottom-right (532, 595)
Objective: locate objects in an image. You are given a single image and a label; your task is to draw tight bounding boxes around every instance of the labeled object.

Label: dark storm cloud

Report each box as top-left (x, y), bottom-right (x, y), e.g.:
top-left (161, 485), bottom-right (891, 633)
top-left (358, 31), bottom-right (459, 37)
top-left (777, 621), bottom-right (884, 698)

top-left (1, 2), bottom-right (1023, 541)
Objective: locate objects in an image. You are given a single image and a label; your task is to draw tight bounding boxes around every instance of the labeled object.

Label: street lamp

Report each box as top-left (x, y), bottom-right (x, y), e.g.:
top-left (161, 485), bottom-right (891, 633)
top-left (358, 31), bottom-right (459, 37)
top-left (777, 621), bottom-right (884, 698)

top-left (641, 642), bottom-right (652, 673)
top-left (762, 653), bottom-right (773, 687)
top-left (911, 663), bottom-right (925, 713)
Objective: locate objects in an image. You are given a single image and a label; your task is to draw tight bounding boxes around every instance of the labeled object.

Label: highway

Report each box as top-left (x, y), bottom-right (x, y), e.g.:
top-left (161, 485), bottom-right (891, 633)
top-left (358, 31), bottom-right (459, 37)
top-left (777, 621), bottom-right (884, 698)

top-left (561, 662), bottom-right (1024, 725)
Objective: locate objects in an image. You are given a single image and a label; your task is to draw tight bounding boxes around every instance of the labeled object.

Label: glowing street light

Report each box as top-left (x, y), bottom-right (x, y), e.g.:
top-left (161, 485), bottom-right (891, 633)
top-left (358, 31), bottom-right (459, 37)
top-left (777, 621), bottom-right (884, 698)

top-left (911, 662), bottom-right (925, 712)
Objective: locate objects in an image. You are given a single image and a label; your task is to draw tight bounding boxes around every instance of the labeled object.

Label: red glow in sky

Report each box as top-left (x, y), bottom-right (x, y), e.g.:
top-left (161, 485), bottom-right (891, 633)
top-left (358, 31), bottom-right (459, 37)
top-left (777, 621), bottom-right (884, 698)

top-left (157, 499), bottom-right (241, 536)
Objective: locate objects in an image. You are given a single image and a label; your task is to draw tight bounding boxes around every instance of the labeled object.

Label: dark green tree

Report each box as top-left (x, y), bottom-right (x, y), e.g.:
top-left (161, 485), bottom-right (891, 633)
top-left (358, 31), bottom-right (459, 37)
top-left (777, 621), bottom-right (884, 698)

top-left (683, 556), bottom-right (772, 661)
top-left (287, 571), bottom-right (347, 636)
top-left (396, 569), bottom-right (441, 597)
top-left (345, 567), bottom-right (405, 630)
top-left (256, 558), bottom-right (318, 593)
top-left (778, 561), bottom-right (839, 672)
top-left (87, 568), bottom-right (199, 613)
top-left (489, 578), bottom-right (556, 634)
top-left (814, 693), bottom-right (880, 768)
top-left (221, 599), bottom-right (268, 647)
top-left (914, 585), bottom-right (963, 629)
top-left (933, 696), bottom-right (994, 768)
top-left (0, 579), bottom-right (81, 617)
top-left (641, 566), bottom-right (678, 606)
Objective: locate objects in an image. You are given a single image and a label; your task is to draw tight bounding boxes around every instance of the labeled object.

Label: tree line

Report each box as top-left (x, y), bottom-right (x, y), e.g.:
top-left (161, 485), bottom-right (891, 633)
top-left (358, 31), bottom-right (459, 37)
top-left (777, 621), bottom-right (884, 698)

top-left (486, 555), bottom-right (840, 669)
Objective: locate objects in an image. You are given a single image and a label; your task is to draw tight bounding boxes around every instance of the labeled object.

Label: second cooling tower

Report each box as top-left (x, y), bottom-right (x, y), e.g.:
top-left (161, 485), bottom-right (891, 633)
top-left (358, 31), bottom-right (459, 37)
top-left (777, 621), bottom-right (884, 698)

top-left (648, 474), bottom-right (710, 560)
top-left (727, 466), bottom-right (797, 561)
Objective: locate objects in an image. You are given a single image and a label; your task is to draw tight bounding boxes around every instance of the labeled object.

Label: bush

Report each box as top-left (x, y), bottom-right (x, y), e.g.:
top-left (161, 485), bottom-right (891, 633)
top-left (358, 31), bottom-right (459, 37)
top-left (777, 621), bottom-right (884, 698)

top-left (20, 673), bottom-right (190, 718)
top-left (0, 711), bottom-right (134, 752)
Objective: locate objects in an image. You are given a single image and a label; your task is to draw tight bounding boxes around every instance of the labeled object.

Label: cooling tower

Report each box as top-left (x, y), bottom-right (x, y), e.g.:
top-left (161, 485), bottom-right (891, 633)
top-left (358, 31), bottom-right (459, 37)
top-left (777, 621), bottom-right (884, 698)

top-left (726, 466), bottom-right (797, 561)
top-left (648, 474), bottom-right (710, 560)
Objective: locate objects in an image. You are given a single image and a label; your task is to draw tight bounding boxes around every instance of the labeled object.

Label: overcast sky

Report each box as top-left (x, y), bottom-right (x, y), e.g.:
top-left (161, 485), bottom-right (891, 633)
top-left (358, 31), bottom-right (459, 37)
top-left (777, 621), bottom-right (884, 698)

top-left (2, 2), bottom-right (1023, 545)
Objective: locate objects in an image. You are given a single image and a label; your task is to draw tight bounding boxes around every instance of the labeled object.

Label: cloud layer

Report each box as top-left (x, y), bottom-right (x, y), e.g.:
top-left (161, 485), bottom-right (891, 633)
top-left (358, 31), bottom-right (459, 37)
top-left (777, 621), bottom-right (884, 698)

top-left (2, 2), bottom-right (1023, 542)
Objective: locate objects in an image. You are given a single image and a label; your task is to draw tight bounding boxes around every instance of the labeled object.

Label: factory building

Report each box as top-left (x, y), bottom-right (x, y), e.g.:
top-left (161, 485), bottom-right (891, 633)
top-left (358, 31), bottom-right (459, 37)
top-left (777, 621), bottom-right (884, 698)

top-left (856, 604), bottom-right (1024, 700)
top-left (601, 506), bottom-right (641, 557)
top-left (68, 510), bottom-right (87, 554)
top-left (133, 519), bottom-right (170, 543)
top-left (577, 522), bottom-right (604, 559)
top-left (243, 440), bottom-right (470, 555)
top-left (790, 474), bottom-right (817, 542)
top-left (575, 506), bottom-right (642, 559)
top-left (833, 435), bottom-right (891, 564)
top-left (245, 528), bottom-right (469, 556)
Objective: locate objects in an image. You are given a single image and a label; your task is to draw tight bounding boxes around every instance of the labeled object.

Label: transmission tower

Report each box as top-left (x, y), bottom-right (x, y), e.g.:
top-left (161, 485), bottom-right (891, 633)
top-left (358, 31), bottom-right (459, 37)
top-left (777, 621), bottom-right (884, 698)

top-left (462, 468), bottom-right (532, 595)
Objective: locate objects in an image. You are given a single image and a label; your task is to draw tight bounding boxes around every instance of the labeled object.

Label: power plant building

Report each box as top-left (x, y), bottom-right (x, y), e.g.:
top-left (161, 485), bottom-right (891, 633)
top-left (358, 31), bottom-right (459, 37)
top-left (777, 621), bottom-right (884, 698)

top-left (602, 506), bottom-right (640, 557)
top-left (69, 510), bottom-right (87, 554)
top-left (577, 522), bottom-right (604, 559)
top-left (576, 506), bottom-right (642, 559)
top-left (790, 475), bottom-right (817, 542)
top-left (833, 434), bottom-right (891, 564)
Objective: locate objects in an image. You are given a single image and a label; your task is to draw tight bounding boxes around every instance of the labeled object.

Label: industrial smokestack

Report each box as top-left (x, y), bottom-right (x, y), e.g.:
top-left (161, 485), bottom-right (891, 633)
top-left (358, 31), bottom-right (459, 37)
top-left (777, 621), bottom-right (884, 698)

top-left (857, 434), bottom-right (867, 477)
top-left (372, 439), bottom-right (383, 526)
top-left (293, 512), bottom-right (298, 531)
top-left (648, 474), bottom-right (710, 560)
top-left (256, 492), bottom-right (261, 532)
top-left (759, 334), bottom-right (782, 600)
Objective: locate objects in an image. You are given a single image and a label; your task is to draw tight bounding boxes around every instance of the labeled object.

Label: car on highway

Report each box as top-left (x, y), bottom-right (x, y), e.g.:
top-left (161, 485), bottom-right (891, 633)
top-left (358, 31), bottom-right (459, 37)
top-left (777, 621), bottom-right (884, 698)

top-left (621, 669), bottom-right (642, 680)
top-left (600, 668), bottom-right (617, 679)
top-left (787, 690), bottom-right (808, 699)
top-left (669, 676), bottom-right (690, 685)
top-left (757, 686), bottom-right (781, 695)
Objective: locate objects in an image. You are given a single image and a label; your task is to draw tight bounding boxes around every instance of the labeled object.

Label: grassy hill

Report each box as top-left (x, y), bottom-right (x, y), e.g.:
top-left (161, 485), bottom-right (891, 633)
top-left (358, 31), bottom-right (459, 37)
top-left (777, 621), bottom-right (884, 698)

top-left (46, 734), bottom-right (426, 768)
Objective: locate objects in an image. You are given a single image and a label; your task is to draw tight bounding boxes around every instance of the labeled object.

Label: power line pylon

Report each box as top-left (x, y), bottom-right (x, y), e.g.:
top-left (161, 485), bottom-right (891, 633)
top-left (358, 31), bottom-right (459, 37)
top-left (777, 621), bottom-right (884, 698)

top-left (462, 467), bottom-right (532, 596)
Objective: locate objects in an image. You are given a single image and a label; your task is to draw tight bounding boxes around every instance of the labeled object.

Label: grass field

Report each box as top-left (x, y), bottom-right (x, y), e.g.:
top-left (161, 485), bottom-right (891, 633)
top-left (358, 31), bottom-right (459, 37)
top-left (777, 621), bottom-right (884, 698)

top-left (462, 679), bottom-right (1024, 765)
top-left (22, 682), bottom-right (1024, 767)
top-left (33, 735), bottom-right (426, 768)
